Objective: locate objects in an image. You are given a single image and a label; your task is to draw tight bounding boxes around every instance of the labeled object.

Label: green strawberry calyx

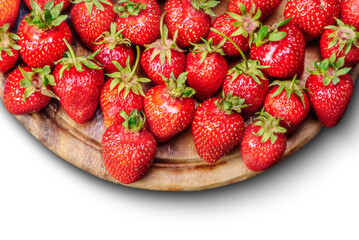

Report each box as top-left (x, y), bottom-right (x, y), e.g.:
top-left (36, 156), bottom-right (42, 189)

top-left (253, 17), bottom-right (292, 47)
top-left (106, 45), bottom-right (151, 99)
top-left (95, 22), bottom-right (131, 50)
top-left (25, 0), bottom-right (68, 31)
top-left (72, 0), bottom-right (113, 16)
top-left (269, 75), bottom-right (307, 106)
top-left (228, 59), bottom-right (269, 85)
top-left (215, 91), bottom-right (248, 115)
top-left (120, 109), bottom-right (146, 132)
top-left (0, 24), bottom-right (21, 60)
top-left (19, 65), bottom-right (59, 102)
top-left (160, 72), bottom-right (196, 99)
top-left (114, 0), bottom-right (147, 18)
top-left (252, 109), bottom-right (287, 144)
top-left (190, 38), bottom-right (225, 64)
top-left (192, 0), bottom-right (220, 17)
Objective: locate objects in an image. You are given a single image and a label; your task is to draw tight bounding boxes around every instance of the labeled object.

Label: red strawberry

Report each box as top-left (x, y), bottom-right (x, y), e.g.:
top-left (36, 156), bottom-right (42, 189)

top-left (186, 38), bottom-right (228, 101)
top-left (0, 24), bottom-right (21, 73)
top-left (264, 76), bottom-right (310, 134)
top-left (284, 0), bottom-right (340, 41)
top-left (23, 0), bottom-right (70, 10)
top-left (0, 0), bottom-right (20, 29)
top-left (3, 65), bottom-right (58, 115)
top-left (100, 46), bottom-right (150, 129)
top-left (241, 111), bottom-right (287, 171)
top-left (192, 91), bottom-right (246, 163)
top-left (71, 0), bottom-right (116, 50)
top-left (145, 72), bottom-right (196, 142)
top-left (320, 18), bottom-right (359, 68)
top-left (164, 0), bottom-right (219, 48)
top-left (94, 22), bottom-right (134, 73)
top-left (140, 14), bottom-right (185, 85)
top-left (341, 0), bottom-right (359, 29)
top-left (306, 55), bottom-right (353, 127)
top-left (228, 0), bottom-right (282, 20)
top-left (115, 0), bottom-right (161, 46)
top-left (18, 1), bottom-right (72, 68)
top-left (250, 19), bottom-right (306, 79)
top-left (102, 110), bottom-right (157, 184)
top-left (52, 41), bottom-right (104, 124)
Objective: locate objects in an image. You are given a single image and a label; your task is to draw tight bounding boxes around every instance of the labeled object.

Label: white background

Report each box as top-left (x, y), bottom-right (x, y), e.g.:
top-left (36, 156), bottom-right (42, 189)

top-left (1, 80), bottom-right (358, 240)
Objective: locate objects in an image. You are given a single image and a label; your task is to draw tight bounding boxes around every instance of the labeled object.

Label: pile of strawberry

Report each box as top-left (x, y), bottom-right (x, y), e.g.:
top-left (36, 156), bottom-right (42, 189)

top-left (1, 0), bottom-right (358, 184)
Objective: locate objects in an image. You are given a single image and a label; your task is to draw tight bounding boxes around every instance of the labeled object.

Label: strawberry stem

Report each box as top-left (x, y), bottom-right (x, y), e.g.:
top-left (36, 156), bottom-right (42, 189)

top-left (160, 12), bottom-right (167, 47)
top-left (63, 39), bottom-right (78, 63)
top-left (126, 45), bottom-right (140, 82)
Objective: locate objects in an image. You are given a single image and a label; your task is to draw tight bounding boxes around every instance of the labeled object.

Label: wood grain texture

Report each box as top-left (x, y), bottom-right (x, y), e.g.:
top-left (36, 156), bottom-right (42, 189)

top-left (1, 0), bottom-right (358, 191)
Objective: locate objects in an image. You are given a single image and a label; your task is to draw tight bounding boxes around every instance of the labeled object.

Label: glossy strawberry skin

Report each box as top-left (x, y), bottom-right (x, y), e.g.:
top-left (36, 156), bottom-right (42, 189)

top-left (18, 19), bottom-right (72, 68)
top-left (305, 73), bottom-right (353, 128)
top-left (284, 0), bottom-right (340, 41)
top-left (0, 48), bottom-right (19, 73)
top-left (164, 0), bottom-right (211, 48)
top-left (94, 44), bottom-right (134, 73)
top-left (144, 84), bottom-right (195, 143)
top-left (227, 0), bottom-right (282, 20)
top-left (186, 52), bottom-right (228, 101)
top-left (3, 67), bottom-right (52, 115)
top-left (102, 124), bottom-right (157, 184)
top-left (192, 98), bottom-right (245, 163)
top-left (241, 124), bottom-right (287, 171)
top-left (23, 0), bottom-right (70, 10)
top-left (250, 25), bottom-right (306, 79)
top-left (0, 0), bottom-right (20, 29)
top-left (116, 0), bottom-right (161, 46)
top-left (341, 0), bottom-right (359, 29)
top-left (71, 3), bottom-right (116, 50)
top-left (53, 65), bottom-right (104, 124)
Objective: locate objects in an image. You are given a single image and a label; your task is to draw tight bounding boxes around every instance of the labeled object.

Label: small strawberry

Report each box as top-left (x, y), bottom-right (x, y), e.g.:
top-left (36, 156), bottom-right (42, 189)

top-left (23, 0), bottom-right (70, 10)
top-left (264, 76), bottom-right (310, 134)
top-left (284, 0), bottom-right (340, 41)
top-left (140, 13), bottom-right (186, 85)
top-left (0, 0), bottom-right (20, 29)
top-left (0, 24), bottom-right (21, 73)
top-left (3, 65), bottom-right (58, 115)
top-left (53, 40), bottom-right (104, 124)
top-left (227, 0), bottom-right (282, 20)
top-left (102, 110), bottom-right (157, 184)
top-left (192, 91), bottom-right (246, 163)
top-left (306, 54), bottom-right (353, 128)
top-left (164, 0), bottom-right (219, 48)
top-left (241, 110), bottom-right (287, 171)
top-left (18, 0), bottom-right (72, 68)
top-left (186, 38), bottom-right (228, 101)
top-left (115, 0), bottom-right (161, 46)
top-left (71, 0), bottom-right (116, 50)
top-left (320, 18), bottom-right (359, 68)
top-left (94, 22), bottom-right (134, 74)
top-left (100, 46), bottom-right (150, 129)
top-left (145, 72), bottom-right (196, 143)
top-left (341, 0), bottom-right (359, 30)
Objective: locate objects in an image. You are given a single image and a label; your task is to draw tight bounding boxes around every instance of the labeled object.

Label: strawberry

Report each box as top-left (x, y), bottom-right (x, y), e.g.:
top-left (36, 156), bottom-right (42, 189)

top-left (320, 18), bottom-right (359, 68)
top-left (3, 65), bottom-right (58, 115)
top-left (71, 0), bottom-right (116, 50)
top-left (18, 1), bottom-right (72, 68)
top-left (102, 110), bottom-right (157, 184)
top-left (306, 54), bottom-right (353, 128)
top-left (52, 40), bottom-right (104, 124)
top-left (341, 0), bottom-right (359, 30)
top-left (192, 91), bottom-right (246, 163)
top-left (250, 19), bottom-right (306, 79)
top-left (0, 0), bottom-right (20, 29)
top-left (0, 24), bottom-right (21, 73)
top-left (264, 76), bottom-right (310, 134)
top-left (115, 0), bottom-right (161, 46)
top-left (140, 13), bottom-right (186, 85)
top-left (164, 0), bottom-right (219, 48)
top-left (241, 111), bottom-right (287, 171)
top-left (186, 38), bottom-right (228, 101)
top-left (228, 0), bottom-right (282, 20)
top-left (145, 72), bottom-right (196, 143)
top-left (284, 0), bottom-right (340, 41)
top-left (100, 46), bottom-right (150, 129)
top-left (94, 22), bottom-right (134, 74)
top-left (23, 0), bottom-right (70, 10)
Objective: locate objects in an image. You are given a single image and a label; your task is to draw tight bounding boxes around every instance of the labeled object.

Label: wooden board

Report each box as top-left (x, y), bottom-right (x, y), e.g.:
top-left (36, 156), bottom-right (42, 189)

top-left (1, 0), bottom-right (358, 191)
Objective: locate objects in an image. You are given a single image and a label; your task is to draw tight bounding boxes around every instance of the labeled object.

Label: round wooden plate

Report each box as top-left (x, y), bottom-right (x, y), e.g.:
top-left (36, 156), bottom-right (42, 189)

top-left (1, 0), bottom-right (358, 191)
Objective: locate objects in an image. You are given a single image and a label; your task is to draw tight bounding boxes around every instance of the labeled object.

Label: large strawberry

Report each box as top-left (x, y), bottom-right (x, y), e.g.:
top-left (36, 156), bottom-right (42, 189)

top-left (53, 40), bottom-right (104, 124)
top-left (241, 111), bottom-right (287, 171)
top-left (23, 0), bottom-right (70, 10)
top-left (164, 0), bottom-right (219, 48)
top-left (0, 0), bottom-right (20, 29)
top-left (3, 65), bottom-right (58, 115)
top-left (100, 46), bottom-right (150, 129)
top-left (341, 0), bottom-right (359, 30)
top-left (192, 91), bottom-right (246, 163)
top-left (18, 1), bottom-right (72, 68)
top-left (102, 110), bottom-right (157, 184)
top-left (71, 0), bottom-right (116, 50)
top-left (320, 18), bottom-right (359, 68)
top-left (284, 0), bottom-right (340, 41)
top-left (306, 55), bottom-right (353, 128)
top-left (250, 19), bottom-right (306, 79)
top-left (0, 24), bottom-right (21, 73)
top-left (115, 0), bottom-right (161, 46)
top-left (186, 38), bottom-right (228, 101)
top-left (145, 72), bottom-right (196, 143)
top-left (228, 0), bottom-right (282, 20)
